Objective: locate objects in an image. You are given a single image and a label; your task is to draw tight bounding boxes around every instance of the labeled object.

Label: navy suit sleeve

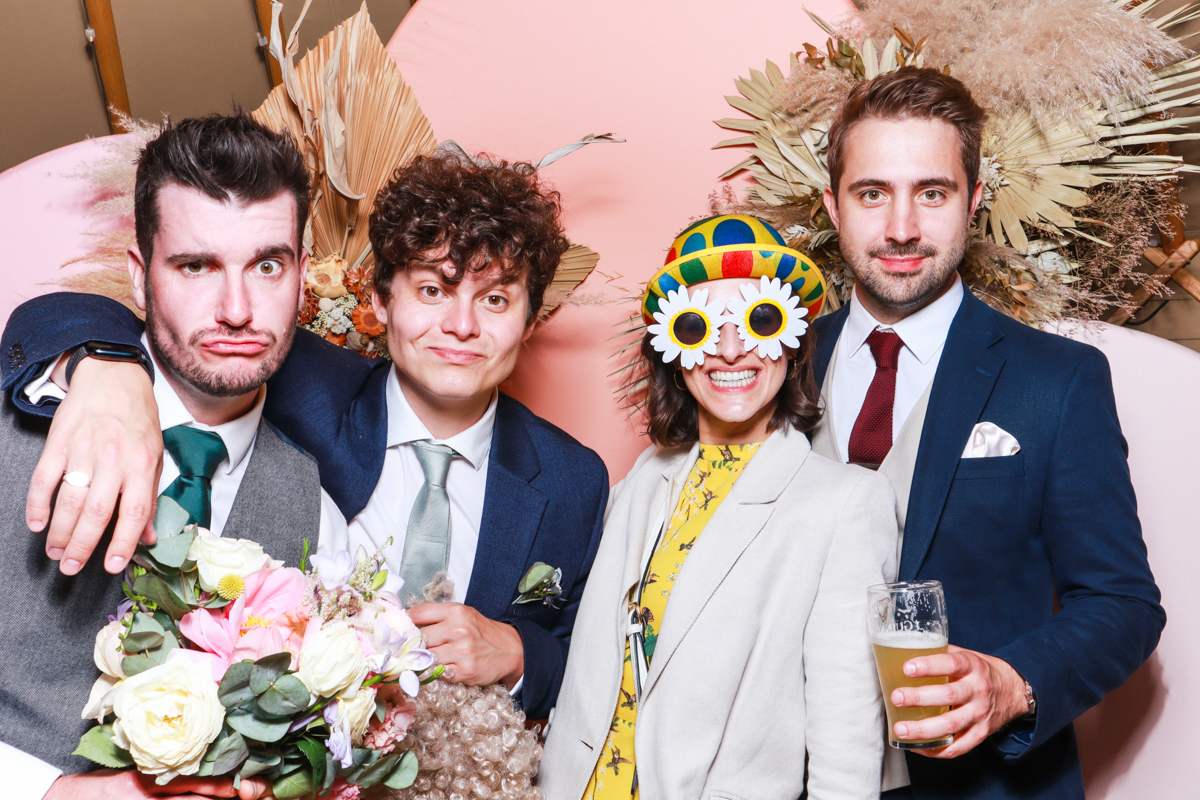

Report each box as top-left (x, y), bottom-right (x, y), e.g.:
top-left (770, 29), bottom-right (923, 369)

top-left (992, 349), bottom-right (1165, 756)
top-left (507, 466), bottom-right (608, 720)
top-left (1, 293), bottom-right (147, 416)
top-left (261, 328), bottom-right (377, 449)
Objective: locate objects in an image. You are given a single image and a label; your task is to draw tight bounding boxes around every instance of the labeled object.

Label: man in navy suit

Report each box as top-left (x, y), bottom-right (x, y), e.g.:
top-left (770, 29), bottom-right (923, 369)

top-left (809, 68), bottom-right (1164, 799)
top-left (1, 149), bottom-right (607, 721)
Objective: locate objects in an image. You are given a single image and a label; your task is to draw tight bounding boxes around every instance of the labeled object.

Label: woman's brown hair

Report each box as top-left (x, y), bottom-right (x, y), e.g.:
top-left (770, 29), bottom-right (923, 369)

top-left (641, 325), bottom-right (822, 448)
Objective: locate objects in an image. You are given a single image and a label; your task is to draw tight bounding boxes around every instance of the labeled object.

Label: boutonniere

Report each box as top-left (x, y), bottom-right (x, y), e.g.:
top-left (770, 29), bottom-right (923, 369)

top-left (513, 562), bottom-right (563, 606)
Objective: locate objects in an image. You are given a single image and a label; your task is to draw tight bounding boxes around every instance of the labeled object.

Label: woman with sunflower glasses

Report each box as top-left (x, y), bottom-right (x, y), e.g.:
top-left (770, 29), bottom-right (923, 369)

top-left (540, 214), bottom-right (898, 800)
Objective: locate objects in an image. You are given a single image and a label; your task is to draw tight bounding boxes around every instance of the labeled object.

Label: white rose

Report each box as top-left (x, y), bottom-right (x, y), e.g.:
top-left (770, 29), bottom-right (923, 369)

top-left (187, 535), bottom-right (282, 594)
top-left (340, 685), bottom-right (378, 744)
top-left (297, 621), bottom-right (368, 699)
top-left (93, 616), bottom-right (128, 679)
top-left (82, 674), bottom-right (121, 722)
top-left (111, 658), bottom-right (225, 784)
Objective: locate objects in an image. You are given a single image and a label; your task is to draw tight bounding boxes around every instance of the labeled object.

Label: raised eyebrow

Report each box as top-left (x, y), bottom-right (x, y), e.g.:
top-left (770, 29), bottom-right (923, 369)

top-left (915, 177), bottom-right (960, 191)
top-left (249, 244), bottom-right (297, 263)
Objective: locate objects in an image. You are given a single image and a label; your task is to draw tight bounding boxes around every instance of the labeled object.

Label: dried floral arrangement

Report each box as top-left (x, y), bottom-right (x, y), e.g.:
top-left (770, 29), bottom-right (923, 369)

top-left (61, 1), bottom-right (612, 358)
top-left (714, 0), bottom-right (1200, 323)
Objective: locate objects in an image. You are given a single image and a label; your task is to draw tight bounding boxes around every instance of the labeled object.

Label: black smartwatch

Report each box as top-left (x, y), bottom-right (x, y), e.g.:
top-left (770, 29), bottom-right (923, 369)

top-left (64, 341), bottom-right (154, 385)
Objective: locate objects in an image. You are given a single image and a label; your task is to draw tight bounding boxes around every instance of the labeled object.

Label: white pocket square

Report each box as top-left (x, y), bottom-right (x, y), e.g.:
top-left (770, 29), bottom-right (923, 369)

top-left (962, 422), bottom-right (1020, 458)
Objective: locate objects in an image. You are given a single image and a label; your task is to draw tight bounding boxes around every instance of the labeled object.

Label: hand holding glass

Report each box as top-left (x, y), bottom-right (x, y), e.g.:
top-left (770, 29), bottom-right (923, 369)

top-left (867, 580), bottom-right (953, 749)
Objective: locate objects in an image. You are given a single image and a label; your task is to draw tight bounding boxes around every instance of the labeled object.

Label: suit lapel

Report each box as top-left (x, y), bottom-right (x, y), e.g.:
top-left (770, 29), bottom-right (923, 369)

top-left (813, 305), bottom-right (849, 390)
top-left (337, 366), bottom-right (390, 520)
top-left (641, 430), bottom-right (809, 697)
top-left (465, 395), bottom-right (548, 618)
top-left (900, 292), bottom-right (1005, 580)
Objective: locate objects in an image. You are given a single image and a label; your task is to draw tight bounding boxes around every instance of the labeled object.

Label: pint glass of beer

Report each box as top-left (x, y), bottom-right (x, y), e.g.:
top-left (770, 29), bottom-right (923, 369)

top-left (866, 580), bottom-right (952, 749)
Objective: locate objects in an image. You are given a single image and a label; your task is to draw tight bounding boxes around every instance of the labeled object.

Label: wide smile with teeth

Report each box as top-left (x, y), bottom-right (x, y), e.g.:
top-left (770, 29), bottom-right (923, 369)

top-left (707, 369), bottom-right (758, 389)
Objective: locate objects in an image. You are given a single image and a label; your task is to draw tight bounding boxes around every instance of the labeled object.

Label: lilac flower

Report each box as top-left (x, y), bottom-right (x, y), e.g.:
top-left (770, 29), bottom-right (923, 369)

top-left (310, 551), bottom-right (355, 591)
top-left (366, 620), bottom-right (436, 696)
top-left (324, 701), bottom-right (353, 768)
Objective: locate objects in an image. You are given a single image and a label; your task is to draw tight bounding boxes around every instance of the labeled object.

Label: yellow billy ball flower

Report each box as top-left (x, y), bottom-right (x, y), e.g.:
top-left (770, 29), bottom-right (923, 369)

top-left (216, 573), bottom-right (246, 601)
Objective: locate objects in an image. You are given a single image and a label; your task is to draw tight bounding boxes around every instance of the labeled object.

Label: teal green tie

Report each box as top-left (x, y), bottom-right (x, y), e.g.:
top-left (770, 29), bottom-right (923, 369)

top-left (398, 441), bottom-right (457, 601)
top-left (161, 426), bottom-right (228, 528)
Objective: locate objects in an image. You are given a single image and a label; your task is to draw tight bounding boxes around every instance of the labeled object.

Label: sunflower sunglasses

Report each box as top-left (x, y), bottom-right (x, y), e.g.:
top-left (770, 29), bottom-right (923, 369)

top-left (647, 276), bottom-right (810, 369)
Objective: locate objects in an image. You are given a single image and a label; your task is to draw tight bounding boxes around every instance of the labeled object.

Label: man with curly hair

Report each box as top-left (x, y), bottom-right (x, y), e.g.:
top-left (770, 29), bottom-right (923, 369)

top-left (3, 148), bottom-right (609, 722)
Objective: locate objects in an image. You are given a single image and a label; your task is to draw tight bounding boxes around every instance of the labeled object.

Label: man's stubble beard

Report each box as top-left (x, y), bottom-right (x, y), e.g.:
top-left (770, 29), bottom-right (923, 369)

top-left (145, 284), bottom-right (297, 398)
top-left (842, 232), bottom-right (968, 315)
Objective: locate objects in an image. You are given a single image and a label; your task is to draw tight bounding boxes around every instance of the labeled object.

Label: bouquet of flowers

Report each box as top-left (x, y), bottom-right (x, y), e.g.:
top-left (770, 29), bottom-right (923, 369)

top-left (74, 497), bottom-right (438, 799)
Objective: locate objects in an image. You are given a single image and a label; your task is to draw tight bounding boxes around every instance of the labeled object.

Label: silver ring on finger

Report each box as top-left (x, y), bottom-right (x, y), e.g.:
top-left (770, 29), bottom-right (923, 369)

top-left (63, 470), bottom-right (91, 489)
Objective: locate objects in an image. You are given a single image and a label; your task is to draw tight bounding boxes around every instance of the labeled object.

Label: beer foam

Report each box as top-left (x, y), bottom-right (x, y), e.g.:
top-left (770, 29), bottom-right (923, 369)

top-left (871, 630), bottom-right (948, 649)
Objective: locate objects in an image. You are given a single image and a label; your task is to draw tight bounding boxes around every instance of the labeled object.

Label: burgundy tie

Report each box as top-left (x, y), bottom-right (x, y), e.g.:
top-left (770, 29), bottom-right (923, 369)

top-left (847, 329), bottom-right (905, 468)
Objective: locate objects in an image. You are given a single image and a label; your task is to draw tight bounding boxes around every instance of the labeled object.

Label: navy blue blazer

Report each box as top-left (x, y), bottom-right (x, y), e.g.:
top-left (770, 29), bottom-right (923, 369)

top-left (814, 289), bottom-right (1165, 800)
top-left (1, 293), bottom-right (609, 720)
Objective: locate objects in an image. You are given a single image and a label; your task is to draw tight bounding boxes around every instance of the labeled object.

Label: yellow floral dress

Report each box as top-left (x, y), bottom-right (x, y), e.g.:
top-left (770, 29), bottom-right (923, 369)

top-left (581, 442), bottom-right (762, 799)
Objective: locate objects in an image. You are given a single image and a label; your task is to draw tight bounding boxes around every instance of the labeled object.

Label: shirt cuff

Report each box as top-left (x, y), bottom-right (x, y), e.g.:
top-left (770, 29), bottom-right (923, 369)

top-left (509, 676), bottom-right (524, 698)
top-left (0, 741), bottom-right (63, 800)
top-left (23, 354), bottom-right (68, 405)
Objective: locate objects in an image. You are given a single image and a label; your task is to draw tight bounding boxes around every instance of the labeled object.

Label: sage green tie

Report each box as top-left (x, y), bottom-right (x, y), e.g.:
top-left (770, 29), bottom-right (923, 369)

top-left (399, 440), bottom-right (457, 599)
top-left (161, 425), bottom-right (228, 528)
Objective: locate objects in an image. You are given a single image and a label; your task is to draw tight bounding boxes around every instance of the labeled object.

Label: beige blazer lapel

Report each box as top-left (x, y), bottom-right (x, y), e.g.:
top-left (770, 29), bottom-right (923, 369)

top-left (640, 430), bottom-right (812, 698)
top-left (877, 377), bottom-right (934, 558)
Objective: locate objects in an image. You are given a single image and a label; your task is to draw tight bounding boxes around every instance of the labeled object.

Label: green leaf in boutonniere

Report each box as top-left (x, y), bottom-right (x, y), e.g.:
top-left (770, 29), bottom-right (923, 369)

top-left (513, 561), bottom-right (563, 606)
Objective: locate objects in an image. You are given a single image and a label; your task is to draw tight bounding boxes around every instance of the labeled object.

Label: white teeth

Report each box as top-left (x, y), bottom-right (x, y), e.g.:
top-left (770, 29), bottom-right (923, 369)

top-left (708, 369), bottom-right (757, 388)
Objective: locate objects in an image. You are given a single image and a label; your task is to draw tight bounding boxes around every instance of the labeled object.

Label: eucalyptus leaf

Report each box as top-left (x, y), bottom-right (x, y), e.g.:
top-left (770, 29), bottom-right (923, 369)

top-left (226, 709), bottom-right (291, 743)
top-left (153, 496), bottom-right (191, 540)
top-left (211, 731), bottom-right (250, 775)
top-left (237, 754), bottom-right (277, 780)
top-left (255, 675), bottom-right (310, 717)
top-left (73, 725), bottom-right (134, 769)
top-left (134, 574), bottom-right (190, 620)
top-left (355, 752), bottom-right (400, 789)
top-left (220, 661), bottom-right (256, 708)
top-left (250, 652), bottom-right (293, 694)
top-left (383, 750), bottom-right (419, 790)
top-left (271, 769), bottom-right (313, 800)
top-left (323, 752), bottom-right (338, 791)
top-left (122, 612), bottom-right (165, 653)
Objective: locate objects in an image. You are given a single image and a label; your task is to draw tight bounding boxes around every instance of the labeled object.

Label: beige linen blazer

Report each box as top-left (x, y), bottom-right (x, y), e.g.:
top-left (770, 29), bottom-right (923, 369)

top-left (539, 427), bottom-right (899, 800)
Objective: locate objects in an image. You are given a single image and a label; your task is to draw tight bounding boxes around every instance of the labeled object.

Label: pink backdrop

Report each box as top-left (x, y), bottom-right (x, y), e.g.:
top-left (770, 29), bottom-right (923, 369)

top-left (0, 1), bottom-right (1195, 795)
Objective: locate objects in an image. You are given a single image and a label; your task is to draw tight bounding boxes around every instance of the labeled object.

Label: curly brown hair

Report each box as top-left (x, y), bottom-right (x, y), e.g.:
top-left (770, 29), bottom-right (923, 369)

top-left (368, 151), bottom-right (570, 324)
top-left (641, 327), bottom-right (822, 448)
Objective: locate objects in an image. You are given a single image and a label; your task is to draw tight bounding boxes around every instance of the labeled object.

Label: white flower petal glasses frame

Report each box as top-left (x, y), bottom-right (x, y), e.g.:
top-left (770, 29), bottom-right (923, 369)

top-left (647, 287), bottom-right (728, 369)
top-left (724, 276), bottom-right (809, 361)
top-left (648, 279), bottom-right (809, 367)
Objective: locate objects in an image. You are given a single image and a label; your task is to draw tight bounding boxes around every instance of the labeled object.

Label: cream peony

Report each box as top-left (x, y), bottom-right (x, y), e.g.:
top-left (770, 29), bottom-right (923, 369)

top-left (340, 685), bottom-right (378, 744)
top-left (297, 621), bottom-right (369, 699)
top-left (111, 658), bottom-right (225, 784)
top-left (93, 616), bottom-right (128, 679)
top-left (187, 535), bottom-right (282, 594)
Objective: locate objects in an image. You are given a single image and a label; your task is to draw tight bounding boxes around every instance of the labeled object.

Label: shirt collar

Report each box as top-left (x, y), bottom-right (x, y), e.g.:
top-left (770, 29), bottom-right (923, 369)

top-left (843, 276), bottom-right (964, 365)
top-left (144, 332), bottom-right (265, 476)
top-left (385, 364), bottom-right (497, 470)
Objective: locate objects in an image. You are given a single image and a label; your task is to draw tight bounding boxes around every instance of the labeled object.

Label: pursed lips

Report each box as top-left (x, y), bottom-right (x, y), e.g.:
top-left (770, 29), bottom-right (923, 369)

top-left (428, 346), bottom-right (487, 365)
top-left (201, 339), bottom-right (270, 356)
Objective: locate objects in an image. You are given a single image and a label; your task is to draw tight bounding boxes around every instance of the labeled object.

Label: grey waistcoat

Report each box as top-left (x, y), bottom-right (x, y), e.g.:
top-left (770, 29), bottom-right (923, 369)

top-left (0, 401), bottom-right (321, 775)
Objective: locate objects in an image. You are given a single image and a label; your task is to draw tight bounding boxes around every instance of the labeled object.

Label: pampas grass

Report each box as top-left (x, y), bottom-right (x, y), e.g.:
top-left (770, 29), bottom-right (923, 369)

top-left (846, 0), bottom-right (1188, 131)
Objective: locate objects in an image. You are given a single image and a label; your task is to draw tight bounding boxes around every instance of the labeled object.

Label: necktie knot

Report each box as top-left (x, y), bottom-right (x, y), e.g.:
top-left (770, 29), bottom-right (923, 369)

top-left (162, 426), bottom-right (228, 479)
top-left (411, 440), bottom-right (456, 488)
top-left (867, 329), bottom-right (904, 371)
top-left (160, 425), bottom-right (228, 528)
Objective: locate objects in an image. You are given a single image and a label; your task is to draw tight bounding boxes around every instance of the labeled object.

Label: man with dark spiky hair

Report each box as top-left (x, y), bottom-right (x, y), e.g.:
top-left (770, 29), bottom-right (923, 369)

top-left (0, 113), bottom-right (341, 799)
top-left (811, 67), bottom-right (1163, 800)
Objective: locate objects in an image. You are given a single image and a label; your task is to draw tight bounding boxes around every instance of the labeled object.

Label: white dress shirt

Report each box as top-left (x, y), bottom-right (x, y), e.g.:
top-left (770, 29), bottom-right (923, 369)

top-left (16, 336), bottom-right (344, 798)
top-left (829, 278), bottom-right (964, 463)
top-left (324, 365), bottom-right (496, 603)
